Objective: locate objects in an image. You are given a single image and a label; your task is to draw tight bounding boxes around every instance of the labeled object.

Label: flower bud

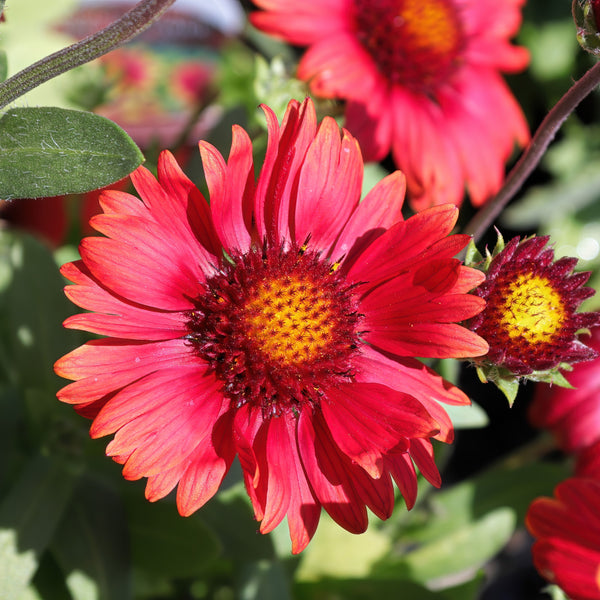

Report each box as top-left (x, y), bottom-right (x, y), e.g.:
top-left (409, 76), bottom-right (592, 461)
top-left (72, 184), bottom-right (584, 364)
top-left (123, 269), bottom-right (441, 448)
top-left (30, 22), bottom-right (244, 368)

top-left (466, 234), bottom-right (600, 405)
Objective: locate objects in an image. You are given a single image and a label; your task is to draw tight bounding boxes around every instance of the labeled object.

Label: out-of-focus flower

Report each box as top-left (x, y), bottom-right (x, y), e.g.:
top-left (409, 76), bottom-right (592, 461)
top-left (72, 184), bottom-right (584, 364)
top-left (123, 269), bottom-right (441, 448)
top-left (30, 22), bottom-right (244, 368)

top-left (81, 46), bottom-right (218, 149)
top-left (575, 439), bottom-right (600, 478)
top-left (59, 0), bottom-right (246, 148)
top-left (530, 328), bottom-right (600, 454)
top-left (0, 178), bottom-right (130, 248)
top-left (250, 0), bottom-right (530, 210)
top-left (467, 235), bottom-right (600, 404)
top-left (526, 477), bottom-right (600, 600)
top-left (54, 98), bottom-right (488, 553)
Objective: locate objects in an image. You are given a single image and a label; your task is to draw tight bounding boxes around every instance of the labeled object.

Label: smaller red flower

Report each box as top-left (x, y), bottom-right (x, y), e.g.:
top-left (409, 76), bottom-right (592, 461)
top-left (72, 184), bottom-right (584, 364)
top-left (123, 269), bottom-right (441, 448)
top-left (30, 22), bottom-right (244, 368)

top-left (469, 236), bottom-right (600, 376)
top-left (527, 477), bottom-right (600, 600)
top-left (530, 327), bottom-right (600, 453)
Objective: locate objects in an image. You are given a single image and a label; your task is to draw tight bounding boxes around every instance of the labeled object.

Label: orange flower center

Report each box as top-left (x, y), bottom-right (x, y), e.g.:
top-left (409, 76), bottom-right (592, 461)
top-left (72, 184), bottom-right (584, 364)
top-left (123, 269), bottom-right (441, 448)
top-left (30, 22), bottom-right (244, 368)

top-left (353, 0), bottom-right (464, 91)
top-left (187, 247), bottom-right (361, 413)
top-left (242, 274), bottom-right (341, 366)
top-left (498, 274), bottom-right (567, 345)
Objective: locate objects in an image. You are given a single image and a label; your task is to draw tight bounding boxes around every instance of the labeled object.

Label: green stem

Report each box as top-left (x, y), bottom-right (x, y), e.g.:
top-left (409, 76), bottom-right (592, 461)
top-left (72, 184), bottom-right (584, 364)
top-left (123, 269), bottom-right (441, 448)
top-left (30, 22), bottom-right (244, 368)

top-left (0, 0), bottom-right (176, 110)
top-left (462, 60), bottom-right (600, 243)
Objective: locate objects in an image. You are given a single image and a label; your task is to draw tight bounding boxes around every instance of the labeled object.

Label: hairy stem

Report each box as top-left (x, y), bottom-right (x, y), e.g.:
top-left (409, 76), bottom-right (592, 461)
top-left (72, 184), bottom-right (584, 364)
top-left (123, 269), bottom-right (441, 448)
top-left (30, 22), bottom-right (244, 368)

top-left (463, 60), bottom-right (600, 242)
top-left (0, 0), bottom-right (176, 110)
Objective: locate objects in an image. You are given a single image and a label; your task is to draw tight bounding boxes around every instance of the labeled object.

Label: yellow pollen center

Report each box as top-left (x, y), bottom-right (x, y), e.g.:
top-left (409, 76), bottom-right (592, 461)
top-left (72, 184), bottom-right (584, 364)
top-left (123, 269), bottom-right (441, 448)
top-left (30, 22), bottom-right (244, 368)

top-left (397, 0), bottom-right (460, 56)
top-left (242, 275), bottom-right (336, 366)
top-left (498, 274), bottom-right (567, 345)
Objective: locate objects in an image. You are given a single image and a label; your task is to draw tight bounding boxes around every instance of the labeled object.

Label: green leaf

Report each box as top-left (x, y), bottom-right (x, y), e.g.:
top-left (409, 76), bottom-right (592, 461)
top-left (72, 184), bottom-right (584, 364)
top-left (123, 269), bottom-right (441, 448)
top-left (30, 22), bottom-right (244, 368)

top-left (464, 239), bottom-right (483, 267)
top-left (294, 579), bottom-right (441, 600)
top-left (375, 508), bottom-right (516, 584)
top-left (373, 462), bottom-right (568, 585)
top-left (0, 50), bottom-right (7, 83)
top-left (0, 107), bottom-right (143, 200)
top-left (0, 231), bottom-right (83, 394)
top-left (126, 495), bottom-right (220, 578)
top-left (443, 402), bottom-right (489, 429)
top-left (51, 475), bottom-right (131, 600)
top-left (200, 484), bottom-right (275, 561)
top-left (495, 374), bottom-right (520, 407)
top-left (0, 455), bottom-right (77, 599)
top-left (237, 560), bottom-right (292, 600)
top-left (0, 386), bottom-right (25, 494)
top-left (295, 513), bottom-right (389, 581)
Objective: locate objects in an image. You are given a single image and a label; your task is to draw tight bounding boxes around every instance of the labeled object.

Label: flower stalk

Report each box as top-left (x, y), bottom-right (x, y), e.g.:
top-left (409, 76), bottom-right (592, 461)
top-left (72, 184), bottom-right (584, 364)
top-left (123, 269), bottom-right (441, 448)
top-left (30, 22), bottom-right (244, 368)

top-left (0, 0), bottom-right (176, 110)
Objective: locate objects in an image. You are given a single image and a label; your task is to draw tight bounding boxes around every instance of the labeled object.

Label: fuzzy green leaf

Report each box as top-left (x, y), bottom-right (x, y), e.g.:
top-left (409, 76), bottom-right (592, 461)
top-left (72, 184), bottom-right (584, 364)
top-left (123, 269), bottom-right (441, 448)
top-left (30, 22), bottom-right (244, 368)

top-left (0, 107), bottom-right (143, 200)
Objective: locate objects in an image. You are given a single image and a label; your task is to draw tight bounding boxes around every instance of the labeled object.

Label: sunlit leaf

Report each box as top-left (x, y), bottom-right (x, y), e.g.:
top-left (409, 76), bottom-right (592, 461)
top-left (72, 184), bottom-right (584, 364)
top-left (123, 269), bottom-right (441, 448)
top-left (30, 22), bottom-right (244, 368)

top-left (374, 508), bottom-right (515, 583)
top-left (0, 107), bottom-right (143, 200)
top-left (51, 476), bottom-right (130, 600)
top-left (0, 231), bottom-right (82, 393)
top-left (237, 560), bottom-right (291, 600)
top-left (443, 402), bottom-right (489, 429)
top-left (0, 455), bottom-right (77, 599)
top-left (0, 50), bottom-right (7, 83)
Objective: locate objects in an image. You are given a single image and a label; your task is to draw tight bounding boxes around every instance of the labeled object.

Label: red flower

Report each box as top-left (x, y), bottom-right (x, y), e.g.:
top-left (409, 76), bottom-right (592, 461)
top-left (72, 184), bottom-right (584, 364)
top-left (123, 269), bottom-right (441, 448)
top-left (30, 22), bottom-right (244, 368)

top-left (527, 477), bottom-right (600, 600)
top-left (530, 328), bottom-right (600, 453)
top-left (54, 98), bottom-right (488, 553)
top-left (576, 439), bottom-right (600, 478)
top-left (469, 236), bottom-right (600, 377)
top-left (250, 0), bottom-right (529, 210)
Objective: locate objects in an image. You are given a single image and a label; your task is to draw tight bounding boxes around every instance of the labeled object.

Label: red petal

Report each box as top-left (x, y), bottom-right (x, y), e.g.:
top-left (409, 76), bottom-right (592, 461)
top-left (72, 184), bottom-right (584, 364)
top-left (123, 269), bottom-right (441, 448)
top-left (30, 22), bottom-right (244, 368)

top-left (332, 170), bottom-right (406, 267)
top-left (262, 412), bottom-right (320, 554)
top-left (61, 261), bottom-right (188, 340)
top-left (298, 410), bottom-right (369, 534)
top-left (354, 346), bottom-right (468, 443)
top-left (346, 205), bottom-right (462, 285)
top-left (199, 126), bottom-right (254, 253)
top-left (176, 408), bottom-right (236, 516)
top-left (293, 118), bottom-right (363, 252)
top-left (55, 339), bottom-right (199, 404)
top-left (321, 382), bottom-right (439, 478)
top-left (365, 322), bottom-right (489, 359)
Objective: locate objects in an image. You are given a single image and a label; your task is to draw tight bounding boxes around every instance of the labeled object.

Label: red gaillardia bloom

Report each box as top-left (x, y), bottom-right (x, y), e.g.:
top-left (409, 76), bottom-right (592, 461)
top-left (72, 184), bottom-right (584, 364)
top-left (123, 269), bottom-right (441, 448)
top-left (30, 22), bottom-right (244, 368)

top-left (469, 236), bottom-right (600, 380)
top-left (250, 0), bottom-right (530, 210)
top-left (54, 98), bottom-right (488, 553)
top-left (527, 477), bottom-right (600, 600)
top-left (530, 328), bottom-right (600, 454)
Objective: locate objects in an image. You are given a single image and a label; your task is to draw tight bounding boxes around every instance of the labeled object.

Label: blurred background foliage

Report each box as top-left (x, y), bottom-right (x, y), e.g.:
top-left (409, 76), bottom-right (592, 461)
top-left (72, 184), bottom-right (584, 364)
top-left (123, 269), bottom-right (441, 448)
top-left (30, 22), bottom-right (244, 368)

top-left (0, 0), bottom-right (596, 598)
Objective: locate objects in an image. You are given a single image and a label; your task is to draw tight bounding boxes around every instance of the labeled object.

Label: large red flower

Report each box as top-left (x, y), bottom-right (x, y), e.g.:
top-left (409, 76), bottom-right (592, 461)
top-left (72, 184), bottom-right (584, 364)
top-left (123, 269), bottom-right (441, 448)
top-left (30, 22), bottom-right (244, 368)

top-left (250, 0), bottom-right (530, 210)
top-left (54, 98), bottom-right (488, 553)
top-left (527, 477), bottom-right (600, 600)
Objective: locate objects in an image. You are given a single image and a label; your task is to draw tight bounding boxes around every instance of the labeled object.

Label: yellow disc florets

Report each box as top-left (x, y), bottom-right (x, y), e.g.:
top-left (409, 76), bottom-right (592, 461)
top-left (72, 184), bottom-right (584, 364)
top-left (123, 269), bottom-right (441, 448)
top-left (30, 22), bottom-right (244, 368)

top-left (187, 245), bottom-right (362, 413)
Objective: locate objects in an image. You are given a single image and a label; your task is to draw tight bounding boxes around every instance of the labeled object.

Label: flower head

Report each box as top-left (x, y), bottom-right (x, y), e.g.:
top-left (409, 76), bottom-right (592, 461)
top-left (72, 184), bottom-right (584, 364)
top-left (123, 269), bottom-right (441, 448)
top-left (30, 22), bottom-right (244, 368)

top-left (468, 236), bottom-right (600, 397)
top-left (250, 0), bottom-right (530, 209)
top-left (530, 327), bottom-right (600, 454)
top-left (54, 98), bottom-right (488, 553)
top-left (526, 477), bottom-right (600, 600)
